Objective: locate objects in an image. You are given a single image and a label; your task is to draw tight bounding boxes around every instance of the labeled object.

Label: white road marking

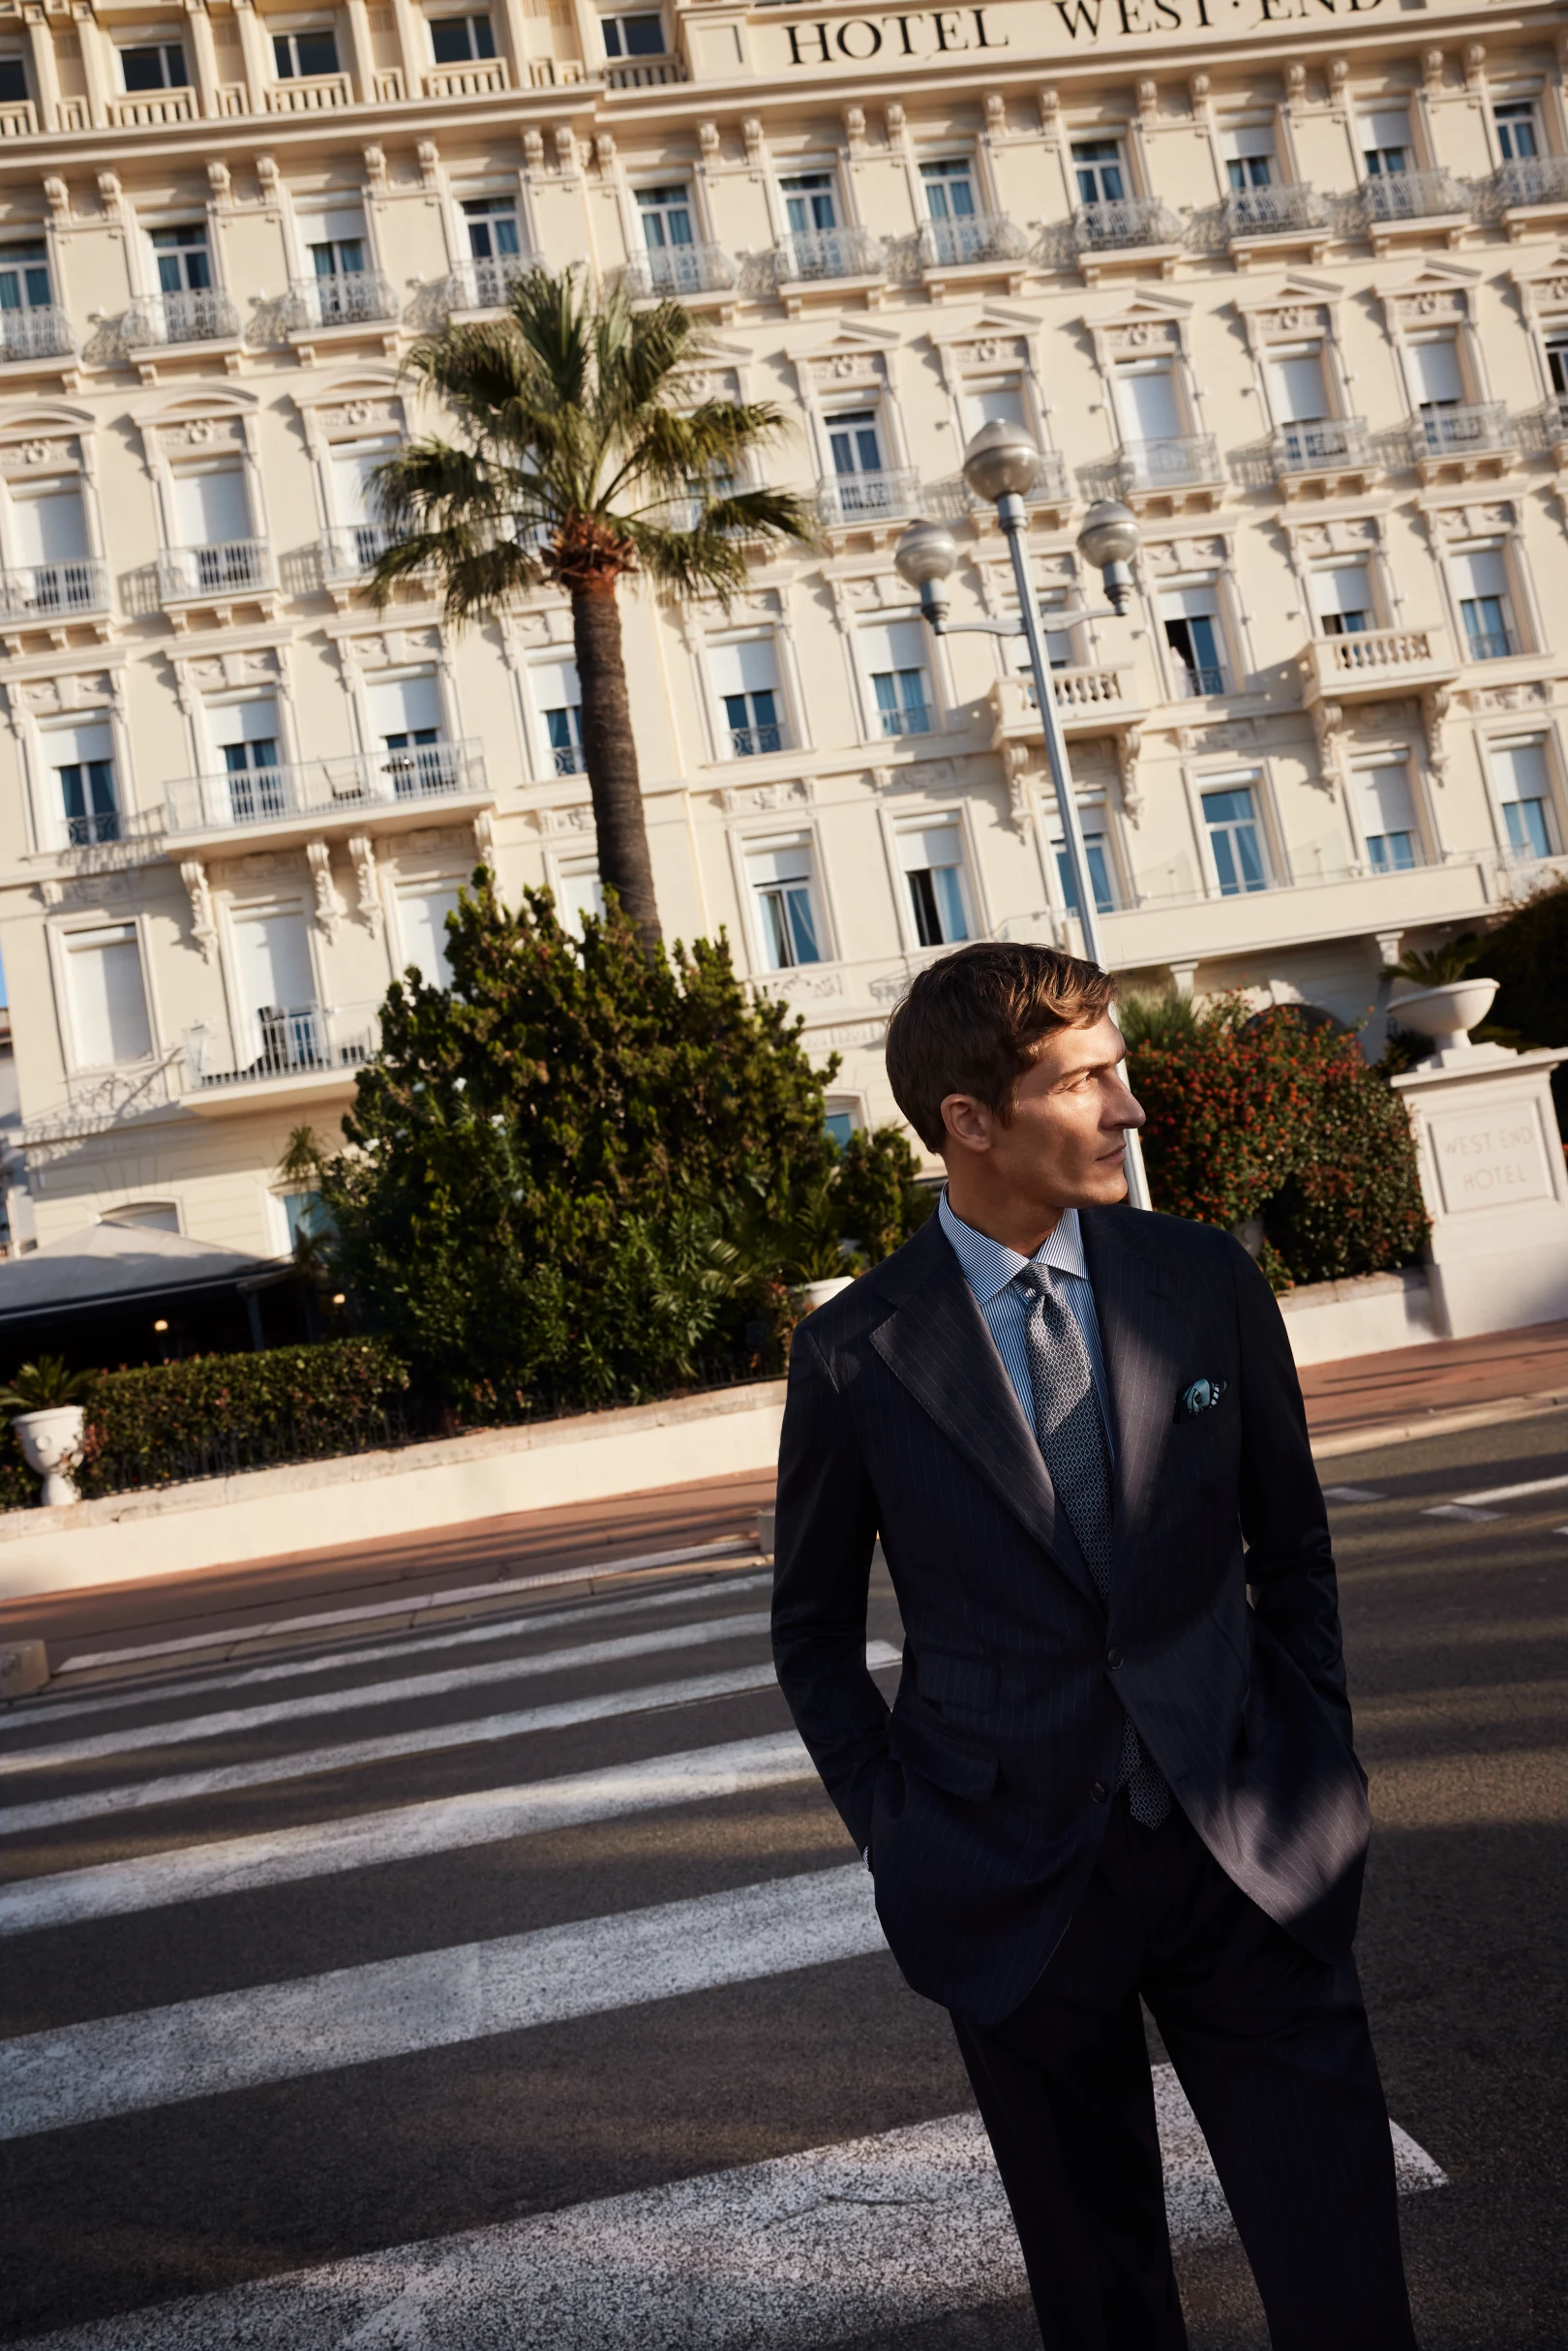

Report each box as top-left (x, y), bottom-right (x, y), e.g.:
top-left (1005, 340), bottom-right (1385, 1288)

top-left (1421, 1503), bottom-right (1502, 1523)
top-left (1322, 1485), bottom-right (1385, 1503)
top-left (5, 1573), bottom-right (774, 1733)
top-left (0, 1862), bottom-right (888, 2140)
top-left (50, 1538), bottom-right (760, 1676)
top-left (2, 1613), bottom-right (772, 1776)
top-left (0, 1732), bottom-right (816, 1936)
top-left (1, 1645), bottom-right (901, 1835)
top-left (8, 2080), bottom-right (1446, 2350)
top-left (1451, 1472), bottom-right (1568, 1507)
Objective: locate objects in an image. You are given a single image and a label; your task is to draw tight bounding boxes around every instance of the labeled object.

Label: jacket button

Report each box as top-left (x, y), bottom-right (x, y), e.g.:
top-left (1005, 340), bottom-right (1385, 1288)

top-left (1106, 1647), bottom-right (1123, 1671)
top-left (1090, 1781), bottom-right (1108, 1803)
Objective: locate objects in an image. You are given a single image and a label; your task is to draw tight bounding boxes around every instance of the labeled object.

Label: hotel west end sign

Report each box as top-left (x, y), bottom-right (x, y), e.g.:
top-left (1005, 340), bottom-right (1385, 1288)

top-left (1393, 1047), bottom-right (1568, 1343)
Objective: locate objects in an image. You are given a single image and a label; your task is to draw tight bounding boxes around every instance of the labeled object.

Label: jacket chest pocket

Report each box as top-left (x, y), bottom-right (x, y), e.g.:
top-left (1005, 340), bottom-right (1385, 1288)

top-left (918, 1650), bottom-right (1000, 1713)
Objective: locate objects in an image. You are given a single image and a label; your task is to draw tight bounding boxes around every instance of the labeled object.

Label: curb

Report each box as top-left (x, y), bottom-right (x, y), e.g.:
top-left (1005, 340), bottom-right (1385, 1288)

top-left (1309, 1389), bottom-right (1568, 1462)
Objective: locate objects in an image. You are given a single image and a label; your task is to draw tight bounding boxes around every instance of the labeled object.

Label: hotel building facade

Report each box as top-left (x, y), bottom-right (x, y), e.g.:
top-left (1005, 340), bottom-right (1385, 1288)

top-left (0, 0), bottom-right (1565, 1258)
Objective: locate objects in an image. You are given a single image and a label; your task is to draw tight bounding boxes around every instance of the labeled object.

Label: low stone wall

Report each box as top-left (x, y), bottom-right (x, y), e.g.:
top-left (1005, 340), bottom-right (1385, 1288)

top-left (1276, 1267), bottom-right (1440, 1368)
top-left (0, 1379), bottom-right (787, 1604)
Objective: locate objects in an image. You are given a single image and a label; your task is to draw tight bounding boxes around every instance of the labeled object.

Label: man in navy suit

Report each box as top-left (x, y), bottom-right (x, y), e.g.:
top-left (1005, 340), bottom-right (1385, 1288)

top-left (771, 941), bottom-right (1417, 2349)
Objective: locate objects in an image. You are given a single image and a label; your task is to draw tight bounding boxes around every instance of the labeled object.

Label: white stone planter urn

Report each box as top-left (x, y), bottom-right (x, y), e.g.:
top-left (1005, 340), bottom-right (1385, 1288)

top-left (1389, 978), bottom-right (1499, 1057)
top-left (793, 1276), bottom-right (855, 1314)
top-left (11, 1406), bottom-right (87, 1507)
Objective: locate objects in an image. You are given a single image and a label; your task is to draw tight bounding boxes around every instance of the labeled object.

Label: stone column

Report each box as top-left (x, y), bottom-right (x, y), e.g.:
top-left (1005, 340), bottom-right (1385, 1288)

top-left (1393, 1042), bottom-right (1568, 1340)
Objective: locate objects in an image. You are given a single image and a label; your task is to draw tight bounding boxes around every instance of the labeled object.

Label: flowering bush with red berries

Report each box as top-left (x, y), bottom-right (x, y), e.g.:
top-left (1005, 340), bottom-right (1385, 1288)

top-left (1125, 997), bottom-right (1429, 1290)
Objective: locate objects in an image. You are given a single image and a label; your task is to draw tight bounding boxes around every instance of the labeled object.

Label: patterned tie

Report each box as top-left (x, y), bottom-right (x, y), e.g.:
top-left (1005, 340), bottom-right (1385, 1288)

top-left (1015, 1264), bottom-right (1170, 1829)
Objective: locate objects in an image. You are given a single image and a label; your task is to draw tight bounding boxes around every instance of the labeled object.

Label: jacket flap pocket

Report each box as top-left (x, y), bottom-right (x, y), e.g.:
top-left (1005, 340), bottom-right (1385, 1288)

top-left (918, 1649), bottom-right (1000, 1712)
top-left (889, 1708), bottom-right (1000, 1800)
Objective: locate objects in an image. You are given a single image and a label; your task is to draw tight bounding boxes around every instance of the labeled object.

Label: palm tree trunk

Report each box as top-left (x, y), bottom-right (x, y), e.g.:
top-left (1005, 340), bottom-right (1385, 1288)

top-left (571, 578), bottom-right (663, 955)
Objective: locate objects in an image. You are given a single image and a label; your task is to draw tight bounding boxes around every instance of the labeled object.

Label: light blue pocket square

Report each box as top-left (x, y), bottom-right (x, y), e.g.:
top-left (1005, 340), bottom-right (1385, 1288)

top-left (1176, 1376), bottom-right (1228, 1421)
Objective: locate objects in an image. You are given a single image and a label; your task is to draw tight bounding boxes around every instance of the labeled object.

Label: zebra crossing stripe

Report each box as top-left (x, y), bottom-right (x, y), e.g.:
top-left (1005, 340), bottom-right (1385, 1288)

top-left (0, 1862), bottom-right (885, 2142)
top-left (0, 1732), bottom-right (816, 1936)
top-left (5, 2078), bottom-right (1446, 2350)
top-left (2, 1612), bottom-right (774, 1776)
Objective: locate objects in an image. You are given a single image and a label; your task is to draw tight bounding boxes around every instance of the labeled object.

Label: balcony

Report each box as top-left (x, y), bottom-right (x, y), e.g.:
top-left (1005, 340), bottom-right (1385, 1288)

top-left (773, 226), bottom-right (883, 287)
top-left (0, 305), bottom-right (73, 363)
top-left (1358, 169), bottom-right (1472, 239)
top-left (917, 213), bottom-right (1028, 271)
top-left (605, 54), bottom-right (687, 86)
top-left (264, 71), bottom-right (352, 110)
top-left (1114, 436), bottom-right (1222, 499)
top-left (1173, 662), bottom-right (1227, 699)
top-left (1271, 416), bottom-right (1374, 492)
top-left (165, 739), bottom-right (491, 848)
top-left (877, 702), bottom-right (932, 740)
top-left (816, 467), bottom-right (920, 527)
top-left (283, 272), bottom-right (400, 333)
top-left (1, 98), bottom-right (39, 137)
top-left (157, 538), bottom-right (274, 610)
top-left (728, 722), bottom-right (787, 759)
top-left (623, 243), bottom-right (736, 301)
top-left (549, 741), bottom-right (588, 776)
top-left (0, 558), bottom-right (109, 624)
top-left (1460, 625), bottom-right (1521, 664)
top-left (319, 523), bottom-right (394, 584)
top-left (1072, 196), bottom-right (1183, 256)
top-left (1223, 183), bottom-right (1330, 245)
top-left (1409, 403), bottom-right (1517, 479)
top-left (424, 56), bottom-right (508, 98)
top-left (445, 254), bottom-right (530, 313)
top-left (1490, 154), bottom-right (1568, 217)
top-left (107, 88), bottom-right (196, 128)
top-left (185, 1004), bottom-right (378, 1101)
top-left (122, 287), bottom-right (241, 349)
top-left (989, 666), bottom-right (1145, 747)
top-left (1300, 626), bottom-right (1457, 705)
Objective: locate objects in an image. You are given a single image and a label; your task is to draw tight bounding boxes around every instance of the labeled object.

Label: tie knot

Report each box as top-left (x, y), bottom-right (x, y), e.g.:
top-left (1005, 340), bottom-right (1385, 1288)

top-left (1014, 1262), bottom-right (1054, 1301)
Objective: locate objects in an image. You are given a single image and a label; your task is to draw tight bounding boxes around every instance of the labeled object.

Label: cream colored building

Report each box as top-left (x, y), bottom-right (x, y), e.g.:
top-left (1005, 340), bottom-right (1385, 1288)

top-left (2, 0), bottom-right (1566, 1258)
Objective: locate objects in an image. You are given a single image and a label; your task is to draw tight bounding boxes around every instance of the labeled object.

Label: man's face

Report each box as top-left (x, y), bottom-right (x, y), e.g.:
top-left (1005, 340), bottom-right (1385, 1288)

top-left (940, 1013), bottom-right (1145, 1212)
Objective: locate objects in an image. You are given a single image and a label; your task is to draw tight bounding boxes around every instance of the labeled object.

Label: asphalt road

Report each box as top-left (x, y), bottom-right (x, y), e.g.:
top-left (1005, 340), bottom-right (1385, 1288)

top-left (0, 1407), bottom-right (1562, 2349)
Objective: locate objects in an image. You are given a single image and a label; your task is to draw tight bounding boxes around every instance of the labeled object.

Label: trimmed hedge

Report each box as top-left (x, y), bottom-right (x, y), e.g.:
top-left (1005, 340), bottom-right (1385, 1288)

top-left (0, 1338), bottom-right (411, 1510)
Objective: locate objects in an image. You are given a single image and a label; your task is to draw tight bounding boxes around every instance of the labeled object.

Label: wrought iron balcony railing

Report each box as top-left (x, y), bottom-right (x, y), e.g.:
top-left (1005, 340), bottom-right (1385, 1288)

top-left (1490, 154), bottom-right (1568, 210)
top-left (816, 467), bottom-right (920, 526)
top-left (773, 226), bottom-right (883, 285)
top-left (0, 558), bottom-right (109, 621)
top-left (728, 722), bottom-right (787, 758)
top-left (1072, 196), bottom-right (1183, 252)
top-left (1360, 168), bottom-right (1472, 226)
top-left (1224, 183), bottom-right (1330, 239)
top-left (157, 539), bottom-right (273, 603)
top-left (166, 739), bottom-right (489, 836)
top-left (1114, 435), bottom-right (1221, 494)
top-left (917, 213), bottom-right (1028, 269)
top-left (0, 304), bottom-right (73, 361)
top-left (283, 270), bottom-right (400, 331)
top-left (445, 253), bottom-right (530, 311)
top-left (1461, 627), bottom-right (1520, 663)
top-left (1410, 404), bottom-right (1516, 461)
top-left (122, 286), bottom-right (241, 348)
top-left (1175, 662), bottom-right (1227, 698)
top-left (186, 1003), bottom-right (378, 1091)
top-left (65, 806), bottom-right (123, 847)
top-left (550, 740), bottom-right (588, 776)
top-left (1273, 416), bottom-right (1372, 473)
top-left (878, 701), bottom-right (932, 738)
top-left (319, 523), bottom-right (394, 583)
top-left (623, 243), bottom-right (736, 299)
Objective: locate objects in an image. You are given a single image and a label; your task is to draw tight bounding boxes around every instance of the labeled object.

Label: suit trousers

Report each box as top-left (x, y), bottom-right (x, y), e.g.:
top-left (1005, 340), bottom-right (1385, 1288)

top-left (950, 1793), bottom-right (1418, 2351)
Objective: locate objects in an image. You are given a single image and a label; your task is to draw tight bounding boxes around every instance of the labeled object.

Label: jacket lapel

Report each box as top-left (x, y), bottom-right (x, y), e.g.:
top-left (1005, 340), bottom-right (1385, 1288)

top-left (868, 1216), bottom-right (1102, 1613)
top-left (1081, 1205), bottom-right (1187, 1574)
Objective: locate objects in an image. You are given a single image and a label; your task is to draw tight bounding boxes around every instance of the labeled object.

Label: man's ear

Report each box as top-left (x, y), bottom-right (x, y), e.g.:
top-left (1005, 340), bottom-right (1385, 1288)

top-left (941, 1093), bottom-right (993, 1154)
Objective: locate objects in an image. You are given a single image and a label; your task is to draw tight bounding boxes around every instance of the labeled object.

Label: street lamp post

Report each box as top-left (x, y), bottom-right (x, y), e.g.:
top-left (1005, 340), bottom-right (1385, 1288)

top-left (895, 420), bottom-right (1152, 1212)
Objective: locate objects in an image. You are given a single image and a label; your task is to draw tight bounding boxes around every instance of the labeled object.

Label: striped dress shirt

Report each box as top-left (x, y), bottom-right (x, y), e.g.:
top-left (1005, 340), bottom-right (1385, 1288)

top-left (937, 1189), bottom-right (1115, 1457)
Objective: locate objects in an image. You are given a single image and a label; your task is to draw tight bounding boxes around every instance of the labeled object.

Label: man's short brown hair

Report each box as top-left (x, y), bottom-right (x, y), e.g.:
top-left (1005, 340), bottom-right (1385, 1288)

top-left (885, 941), bottom-right (1116, 1152)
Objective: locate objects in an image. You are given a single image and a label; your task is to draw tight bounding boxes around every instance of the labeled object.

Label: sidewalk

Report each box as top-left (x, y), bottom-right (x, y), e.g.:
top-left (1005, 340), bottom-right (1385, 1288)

top-left (3, 1321), bottom-right (1563, 1672)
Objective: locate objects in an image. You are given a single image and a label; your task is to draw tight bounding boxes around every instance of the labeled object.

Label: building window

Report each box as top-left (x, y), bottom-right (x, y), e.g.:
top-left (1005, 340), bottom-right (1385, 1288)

top-left (1493, 101), bottom-right (1538, 162)
top-left (48, 724), bottom-right (118, 846)
top-left (920, 157), bottom-right (979, 221)
top-left (119, 41), bottom-right (188, 89)
top-left (826, 407), bottom-right (888, 497)
top-left (1312, 565), bottom-right (1373, 636)
top-left (214, 702), bottom-right (284, 822)
top-left (1202, 784), bottom-right (1268, 895)
top-left (65, 923), bottom-right (152, 1068)
top-left (1547, 331), bottom-right (1568, 403)
top-left (1453, 548), bottom-right (1519, 660)
top-left (637, 184), bottom-right (694, 251)
top-left (1493, 739), bottom-right (1554, 859)
top-left (963, 377), bottom-right (1028, 440)
top-left (824, 1100), bottom-right (859, 1150)
top-left (308, 226), bottom-right (368, 282)
top-left (273, 27), bottom-right (340, 75)
top-left (463, 196), bottom-right (520, 260)
top-left (397, 884), bottom-right (463, 986)
top-left (711, 639), bottom-right (785, 758)
top-left (1159, 588), bottom-right (1226, 696)
top-left (0, 240), bottom-right (51, 311)
top-left (1407, 332), bottom-right (1466, 425)
top-left (1354, 762), bottom-right (1419, 872)
top-left (1113, 359), bottom-right (1183, 448)
top-left (329, 440), bottom-right (392, 566)
top-left (1221, 123), bottom-right (1275, 190)
top-left (1071, 138), bottom-right (1126, 204)
top-left (746, 838), bottom-right (823, 970)
top-left (532, 660), bottom-right (585, 774)
top-left (0, 55), bottom-right (30, 105)
top-left (368, 674), bottom-right (447, 793)
top-left (554, 859), bottom-right (605, 933)
top-left (1360, 109), bottom-right (1411, 176)
top-left (430, 14), bottom-right (496, 62)
top-left (171, 463), bottom-right (254, 588)
top-left (8, 480), bottom-right (91, 610)
top-left (600, 11), bottom-right (664, 57)
top-left (231, 908), bottom-right (317, 1065)
top-left (1267, 342), bottom-right (1330, 429)
top-left (152, 225), bottom-right (210, 295)
top-left (897, 820), bottom-right (971, 948)
top-left (862, 620), bottom-right (932, 738)
top-left (781, 172), bottom-right (838, 234)
top-left (1052, 823), bottom-right (1116, 917)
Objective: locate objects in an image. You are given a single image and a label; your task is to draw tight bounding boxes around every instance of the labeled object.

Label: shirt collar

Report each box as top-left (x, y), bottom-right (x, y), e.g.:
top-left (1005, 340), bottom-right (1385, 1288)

top-left (938, 1188), bottom-right (1088, 1306)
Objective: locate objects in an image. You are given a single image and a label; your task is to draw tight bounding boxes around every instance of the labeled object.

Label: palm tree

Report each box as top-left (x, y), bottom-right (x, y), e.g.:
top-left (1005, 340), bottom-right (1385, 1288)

top-left (370, 266), bottom-right (817, 955)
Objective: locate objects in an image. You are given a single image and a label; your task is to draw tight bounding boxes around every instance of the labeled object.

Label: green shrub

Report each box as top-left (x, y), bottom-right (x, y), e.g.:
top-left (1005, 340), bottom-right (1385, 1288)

top-left (1126, 996), bottom-right (1429, 1288)
top-left (1481, 878), bottom-right (1568, 1121)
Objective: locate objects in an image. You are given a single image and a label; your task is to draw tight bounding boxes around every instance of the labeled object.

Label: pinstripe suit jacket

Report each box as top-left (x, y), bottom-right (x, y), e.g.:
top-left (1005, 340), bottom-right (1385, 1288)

top-left (770, 1202), bottom-right (1371, 2026)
